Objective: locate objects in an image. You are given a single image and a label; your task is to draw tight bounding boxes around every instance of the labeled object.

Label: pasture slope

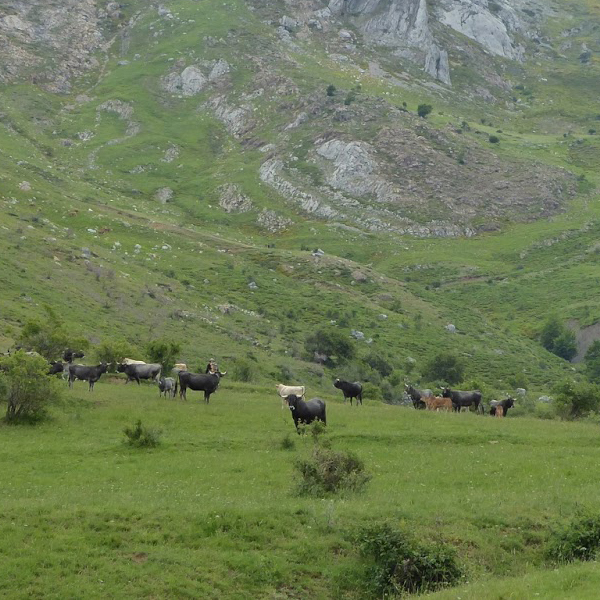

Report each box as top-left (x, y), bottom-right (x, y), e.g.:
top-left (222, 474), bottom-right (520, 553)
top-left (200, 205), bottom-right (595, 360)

top-left (2, 380), bottom-right (600, 599)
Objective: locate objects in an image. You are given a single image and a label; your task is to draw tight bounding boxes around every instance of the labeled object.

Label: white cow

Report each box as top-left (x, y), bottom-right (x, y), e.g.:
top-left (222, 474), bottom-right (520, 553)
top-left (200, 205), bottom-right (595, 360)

top-left (173, 363), bottom-right (187, 372)
top-left (276, 383), bottom-right (306, 409)
top-left (121, 358), bottom-right (146, 365)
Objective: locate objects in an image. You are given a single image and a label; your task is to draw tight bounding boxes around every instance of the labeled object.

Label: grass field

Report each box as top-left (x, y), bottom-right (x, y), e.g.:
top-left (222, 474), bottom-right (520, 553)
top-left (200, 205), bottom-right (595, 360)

top-left (3, 379), bottom-right (600, 598)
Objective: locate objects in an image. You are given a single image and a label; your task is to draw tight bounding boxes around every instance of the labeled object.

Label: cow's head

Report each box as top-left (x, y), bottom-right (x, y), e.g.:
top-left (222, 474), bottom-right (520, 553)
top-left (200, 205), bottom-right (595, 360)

top-left (286, 394), bottom-right (300, 410)
top-left (505, 397), bottom-right (515, 408)
top-left (116, 363), bottom-right (126, 373)
top-left (333, 378), bottom-right (341, 389)
top-left (441, 387), bottom-right (451, 398)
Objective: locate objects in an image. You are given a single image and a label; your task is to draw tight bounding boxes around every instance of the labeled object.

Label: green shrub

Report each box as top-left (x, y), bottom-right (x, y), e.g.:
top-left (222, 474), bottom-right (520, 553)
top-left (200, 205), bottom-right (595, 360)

top-left (304, 327), bottom-right (356, 365)
top-left (489, 135), bottom-right (500, 143)
top-left (146, 339), bottom-right (182, 374)
top-left (539, 315), bottom-right (577, 361)
top-left (123, 419), bottom-right (162, 448)
top-left (417, 104), bottom-right (433, 118)
top-left (354, 523), bottom-right (463, 597)
top-left (546, 513), bottom-right (600, 563)
top-left (0, 351), bottom-right (62, 423)
top-left (230, 357), bottom-right (256, 382)
top-left (95, 339), bottom-right (140, 372)
top-left (553, 380), bottom-right (600, 419)
top-left (326, 84), bottom-right (336, 97)
top-left (294, 446), bottom-right (371, 496)
top-left (279, 433), bottom-right (296, 451)
top-left (422, 351), bottom-right (465, 385)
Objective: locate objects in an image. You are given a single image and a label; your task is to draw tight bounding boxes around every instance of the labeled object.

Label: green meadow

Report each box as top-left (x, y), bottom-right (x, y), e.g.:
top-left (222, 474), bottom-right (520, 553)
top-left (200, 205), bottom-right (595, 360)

top-left (3, 379), bottom-right (600, 598)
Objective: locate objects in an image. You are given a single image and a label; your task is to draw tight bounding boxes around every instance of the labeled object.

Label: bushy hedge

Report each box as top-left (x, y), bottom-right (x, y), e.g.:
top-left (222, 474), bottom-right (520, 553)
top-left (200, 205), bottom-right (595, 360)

top-left (546, 513), bottom-right (600, 563)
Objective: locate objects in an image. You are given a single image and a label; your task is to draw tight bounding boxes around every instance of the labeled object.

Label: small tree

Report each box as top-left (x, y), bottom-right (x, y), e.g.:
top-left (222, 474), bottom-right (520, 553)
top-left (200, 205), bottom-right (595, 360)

top-left (422, 351), bottom-right (465, 385)
top-left (585, 340), bottom-right (600, 383)
top-left (305, 327), bottom-right (356, 365)
top-left (540, 316), bottom-right (577, 361)
top-left (17, 305), bottom-right (89, 360)
top-left (488, 135), bottom-right (500, 144)
top-left (417, 103), bottom-right (433, 118)
top-left (146, 339), bottom-right (181, 374)
top-left (0, 351), bottom-right (62, 423)
top-left (553, 379), bottom-right (600, 419)
top-left (326, 84), bottom-right (336, 97)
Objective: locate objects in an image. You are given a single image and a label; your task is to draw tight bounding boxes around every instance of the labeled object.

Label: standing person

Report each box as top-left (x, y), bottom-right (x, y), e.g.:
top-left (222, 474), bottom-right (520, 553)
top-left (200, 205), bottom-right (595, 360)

top-left (205, 358), bottom-right (218, 374)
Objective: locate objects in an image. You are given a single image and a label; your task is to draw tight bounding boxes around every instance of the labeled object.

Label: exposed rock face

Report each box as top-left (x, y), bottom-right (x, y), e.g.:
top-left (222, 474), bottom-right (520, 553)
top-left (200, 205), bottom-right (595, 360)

top-left (256, 209), bottom-right (292, 233)
top-left (218, 184), bottom-right (253, 213)
top-left (0, 0), bottom-right (105, 91)
top-left (155, 187), bottom-right (174, 204)
top-left (164, 66), bottom-right (208, 96)
top-left (437, 0), bottom-right (524, 59)
top-left (327, 0), bottom-right (450, 83)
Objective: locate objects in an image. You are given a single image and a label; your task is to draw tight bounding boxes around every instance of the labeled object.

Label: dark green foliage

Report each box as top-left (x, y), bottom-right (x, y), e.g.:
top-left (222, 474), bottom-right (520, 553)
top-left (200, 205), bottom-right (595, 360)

top-left (230, 357), bottom-right (255, 382)
top-left (95, 339), bottom-right (140, 372)
top-left (279, 433), bottom-right (296, 451)
top-left (294, 446), bottom-right (371, 496)
top-left (417, 104), bottom-right (433, 118)
top-left (344, 90), bottom-right (357, 105)
top-left (123, 419), bottom-right (162, 448)
top-left (305, 327), bottom-right (356, 365)
top-left (489, 135), bottom-right (500, 144)
top-left (354, 523), bottom-right (463, 597)
top-left (146, 339), bottom-right (182, 374)
top-left (0, 351), bottom-right (62, 423)
top-left (553, 379), bottom-right (600, 419)
top-left (422, 351), bottom-right (465, 385)
top-left (540, 316), bottom-right (577, 361)
top-left (17, 305), bottom-right (89, 361)
top-left (584, 340), bottom-right (600, 383)
top-left (364, 351), bottom-right (393, 378)
top-left (546, 513), bottom-right (600, 563)
top-left (326, 84), bottom-right (336, 97)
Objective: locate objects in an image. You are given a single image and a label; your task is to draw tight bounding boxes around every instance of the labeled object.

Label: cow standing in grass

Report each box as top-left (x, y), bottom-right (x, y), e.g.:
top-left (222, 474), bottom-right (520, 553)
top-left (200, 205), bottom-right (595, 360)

top-left (333, 379), bottom-right (363, 406)
top-left (285, 394), bottom-right (326, 433)
top-left (178, 370), bottom-right (226, 403)
top-left (68, 363), bottom-right (109, 391)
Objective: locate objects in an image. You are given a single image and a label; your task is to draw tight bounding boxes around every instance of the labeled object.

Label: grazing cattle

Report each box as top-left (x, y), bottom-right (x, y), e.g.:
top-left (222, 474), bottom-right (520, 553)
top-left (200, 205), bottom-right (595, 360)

top-left (173, 363), bottom-right (187, 372)
top-left (68, 363), bottom-right (109, 391)
top-left (63, 349), bottom-right (85, 363)
top-left (405, 384), bottom-right (433, 410)
top-left (285, 394), bottom-right (326, 433)
top-left (121, 358), bottom-right (146, 366)
top-left (442, 388), bottom-right (483, 414)
top-left (178, 370), bottom-right (226, 403)
top-left (490, 397), bottom-right (514, 417)
top-left (423, 395), bottom-right (453, 411)
top-left (117, 362), bottom-right (161, 384)
top-left (158, 377), bottom-right (177, 399)
top-left (333, 378), bottom-right (363, 406)
top-left (48, 361), bottom-right (65, 376)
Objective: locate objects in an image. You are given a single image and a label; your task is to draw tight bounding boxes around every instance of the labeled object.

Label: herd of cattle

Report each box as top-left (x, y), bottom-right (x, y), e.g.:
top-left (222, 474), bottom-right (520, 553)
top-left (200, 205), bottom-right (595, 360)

top-left (9, 348), bottom-right (515, 432)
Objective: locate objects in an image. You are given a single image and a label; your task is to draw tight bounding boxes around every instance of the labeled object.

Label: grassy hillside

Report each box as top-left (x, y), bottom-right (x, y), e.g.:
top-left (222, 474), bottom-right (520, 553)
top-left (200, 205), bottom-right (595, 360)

top-left (3, 383), bottom-right (600, 598)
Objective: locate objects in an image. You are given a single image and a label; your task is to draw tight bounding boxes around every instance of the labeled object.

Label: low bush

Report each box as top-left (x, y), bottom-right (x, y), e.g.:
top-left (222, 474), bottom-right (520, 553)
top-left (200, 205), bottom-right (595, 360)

top-left (353, 523), bottom-right (463, 597)
top-left (123, 420), bottom-right (162, 448)
top-left (279, 433), bottom-right (296, 451)
top-left (546, 513), bottom-right (600, 563)
top-left (294, 446), bottom-right (371, 497)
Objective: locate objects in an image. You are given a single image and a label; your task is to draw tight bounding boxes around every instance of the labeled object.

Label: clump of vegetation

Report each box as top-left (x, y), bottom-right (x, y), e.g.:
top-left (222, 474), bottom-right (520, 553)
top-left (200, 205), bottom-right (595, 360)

top-left (489, 134), bottom-right (500, 144)
top-left (294, 446), bottom-right (370, 496)
top-left (229, 357), bottom-right (256, 382)
top-left (584, 340), bottom-right (600, 383)
top-left (546, 513), bottom-right (600, 563)
top-left (146, 338), bottom-right (181, 374)
top-left (279, 433), bottom-right (296, 451)
top-left (304, 326), bottom-right (356, 365)
top-left (353, 523), bottom-right (463, 597)
top-left (552, 379), bottom-right (600, 419)
top-left (326, 84), bottom-right (336, 97)
top-left (96, 339), bottom-right (140, 372)
top-left (17, 305), bottom-right (89, 360)
top-left (123, 419), bottom-right (162, 448)
top-left (417, 103), bottom-right (433, 118)
top-left (0, 351), bottom-right (62, 423)
top-left (422, 351), bottom-right (465, 385)
top-left (539, 315), bottom-right (577, 361)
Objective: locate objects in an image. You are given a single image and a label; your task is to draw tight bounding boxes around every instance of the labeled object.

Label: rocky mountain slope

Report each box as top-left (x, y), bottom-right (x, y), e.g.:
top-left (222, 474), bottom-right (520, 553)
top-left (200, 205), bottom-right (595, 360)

top-left (1, 0), bottom-right (600, 390)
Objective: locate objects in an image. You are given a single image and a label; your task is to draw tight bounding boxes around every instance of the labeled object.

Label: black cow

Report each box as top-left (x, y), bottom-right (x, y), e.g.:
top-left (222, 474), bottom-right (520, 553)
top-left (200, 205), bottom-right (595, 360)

top-left (442, 387), bottom-right (483, 414)
top-left (285, 394), bottom-right (326, 432)
top-left (68, 363), bottom-right (109, 391)
top-left (333, 378), bottom-right (363, 406)
top-left (490, 397), bottom-right (515, 417)
top-left (117, 363), bottom-right (162, 385)
top-left (63, 349), bottom-right (85, 363)
top-left (405, 384), bottom-right (433, 409)
top-left (178, 370), bottom-right (226, 402)
top-left (48, 361), bottom-right (65, 376)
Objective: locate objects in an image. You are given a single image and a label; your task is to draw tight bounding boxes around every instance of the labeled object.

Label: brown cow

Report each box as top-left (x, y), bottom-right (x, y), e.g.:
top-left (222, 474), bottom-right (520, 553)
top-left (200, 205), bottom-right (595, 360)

top-left (424, 396), bottom-right (453, 411)
top-left (495, 406), bottom-right (504, 418)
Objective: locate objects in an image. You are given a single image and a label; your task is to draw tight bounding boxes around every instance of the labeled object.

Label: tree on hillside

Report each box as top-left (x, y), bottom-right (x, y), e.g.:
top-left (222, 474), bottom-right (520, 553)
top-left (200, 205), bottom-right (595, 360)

top-left (584, 340), bottom-right (600, 383)
top-left (0, 351), bottom-right (62, 423)
top-left (17, 305), bottom-right (89, 361)
top-left (96, 339), bottom-right (141, 372)
top-left (540, 315), bottom-right (577, 361)
top-left (553, 379), bottom-right (600, 419)
top-left (305, 327), bottom-right (356, 365)
top-left (146, 339), bottom-right (181, 374)
top-left (422, 351), bottom-right (465, 385)
top-left (417, 103), bottom-right (433, 118)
